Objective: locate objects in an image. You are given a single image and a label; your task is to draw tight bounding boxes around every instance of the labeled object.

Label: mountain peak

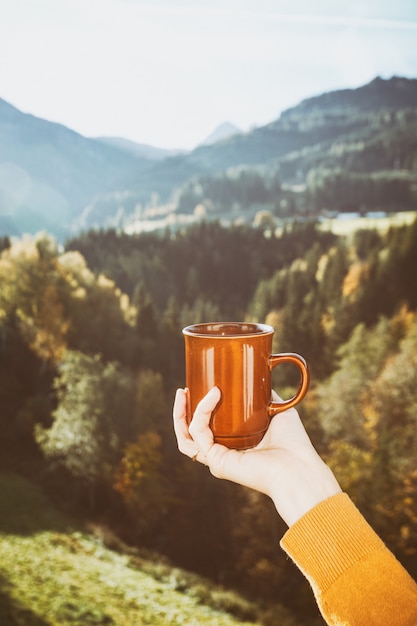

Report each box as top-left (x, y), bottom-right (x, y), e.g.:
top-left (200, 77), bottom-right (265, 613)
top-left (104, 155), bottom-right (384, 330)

top-left (199, 121), bottom-right (241, 146)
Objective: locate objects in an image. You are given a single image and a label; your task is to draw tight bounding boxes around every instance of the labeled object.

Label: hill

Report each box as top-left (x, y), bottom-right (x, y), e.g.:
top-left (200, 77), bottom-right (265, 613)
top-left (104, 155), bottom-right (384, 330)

top-left (1, 76), bottom-right (416, 237)
top-left (75, 76), bottom-right (417, 233)
top-left (134, 76), bottom-right (417, 183)
top-left (0, 99), bottom-right (153, 238)
top-left (0, 473), bottom-right (298, 625)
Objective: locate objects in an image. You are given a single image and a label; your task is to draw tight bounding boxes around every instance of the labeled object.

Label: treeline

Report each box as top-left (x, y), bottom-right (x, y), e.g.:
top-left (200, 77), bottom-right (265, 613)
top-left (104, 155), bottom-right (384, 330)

top-left (175, 169), bottom-right (284, 216)
top-left (66, 220), bottom-right (335, 321)
top-left (1, 219), bottom-right (417, 621)
top-left (169, 106), bottom-right (417, 223)
top-left (171, 164), bottom-right (417, 222)
top-left (305, 168), bottom-right (417, 213)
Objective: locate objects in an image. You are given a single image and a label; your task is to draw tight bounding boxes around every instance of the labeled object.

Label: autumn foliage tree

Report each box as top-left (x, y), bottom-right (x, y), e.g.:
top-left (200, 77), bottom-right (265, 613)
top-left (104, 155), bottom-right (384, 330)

top-left (2, 217), bottom-right (417, 612)
top-left (114, 431), bottom-right (172, 538)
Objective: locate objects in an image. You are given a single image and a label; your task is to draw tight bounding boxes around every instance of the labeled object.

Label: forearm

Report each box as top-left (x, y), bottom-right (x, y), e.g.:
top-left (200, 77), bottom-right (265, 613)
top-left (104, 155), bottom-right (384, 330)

top-left (280, 493), bottom-right (417, 626)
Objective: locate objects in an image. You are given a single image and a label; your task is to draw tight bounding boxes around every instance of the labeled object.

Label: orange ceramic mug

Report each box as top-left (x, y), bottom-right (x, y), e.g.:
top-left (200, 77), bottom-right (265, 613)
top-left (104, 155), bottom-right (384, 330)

top-left (183, 322), bottom-right (310, 449)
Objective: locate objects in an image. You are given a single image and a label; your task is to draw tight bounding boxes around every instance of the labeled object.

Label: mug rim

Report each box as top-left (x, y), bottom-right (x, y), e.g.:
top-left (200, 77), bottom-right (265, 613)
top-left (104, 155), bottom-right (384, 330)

top-left (182, 322), bottom-right (274, 338)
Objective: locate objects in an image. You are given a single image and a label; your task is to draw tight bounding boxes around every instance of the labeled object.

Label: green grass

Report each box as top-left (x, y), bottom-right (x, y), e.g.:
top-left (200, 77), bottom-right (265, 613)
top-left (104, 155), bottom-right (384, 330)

top-left (0, 473), bottom-right (300, 626)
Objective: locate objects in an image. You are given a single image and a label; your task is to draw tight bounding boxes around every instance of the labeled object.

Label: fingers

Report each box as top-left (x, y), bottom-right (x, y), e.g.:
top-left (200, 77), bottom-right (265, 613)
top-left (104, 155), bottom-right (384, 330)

top-left (173, 387), bottom-right (267, 488)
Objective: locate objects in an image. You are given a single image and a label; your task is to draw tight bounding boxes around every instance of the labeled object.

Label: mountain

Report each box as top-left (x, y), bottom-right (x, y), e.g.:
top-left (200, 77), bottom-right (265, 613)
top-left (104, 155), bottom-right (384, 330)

top-left (183, 75), bottom-right (417, 173)
top-left (95, 136), bottom-right (187, 160)
top-left (0, 98), bottom-right (154, 238)
top-left (1, 76), bottom-right (417, 238)
top-left (199, 121), bottom-right (242, 146)
top-left (288, 74), bottom-right (417, 114)
top-left (108, 75), bottom-right (417, 229)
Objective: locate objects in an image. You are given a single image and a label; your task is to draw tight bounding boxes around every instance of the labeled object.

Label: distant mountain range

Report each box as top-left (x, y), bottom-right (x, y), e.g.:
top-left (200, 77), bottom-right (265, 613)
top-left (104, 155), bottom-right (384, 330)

top-left (0, 98), bottom-right (150, 238)
top-left (1, 75), bottom-right (417, 239)
top-left (95, 136), bottom-right (187, 161)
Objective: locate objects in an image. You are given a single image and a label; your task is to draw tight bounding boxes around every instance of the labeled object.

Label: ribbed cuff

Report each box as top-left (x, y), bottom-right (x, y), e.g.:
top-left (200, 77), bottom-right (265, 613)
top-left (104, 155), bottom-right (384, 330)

top-left (280, 493), bottom-right (386, 593)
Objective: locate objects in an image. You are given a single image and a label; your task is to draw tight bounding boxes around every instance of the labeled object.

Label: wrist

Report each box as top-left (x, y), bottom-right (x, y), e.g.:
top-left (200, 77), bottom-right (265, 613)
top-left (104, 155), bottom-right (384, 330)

top-left (270, 455), bottom-right (342, 528)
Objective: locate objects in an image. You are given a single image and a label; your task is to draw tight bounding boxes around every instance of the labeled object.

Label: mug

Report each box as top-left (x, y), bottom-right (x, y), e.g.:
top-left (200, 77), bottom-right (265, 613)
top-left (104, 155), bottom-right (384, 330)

top-left (183, 322), bottom-right (310, 449)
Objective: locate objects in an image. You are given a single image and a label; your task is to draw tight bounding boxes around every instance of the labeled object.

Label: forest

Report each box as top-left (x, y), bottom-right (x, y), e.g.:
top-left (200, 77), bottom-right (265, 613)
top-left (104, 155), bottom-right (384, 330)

top-left (0, 217), bottom-right (417, 623)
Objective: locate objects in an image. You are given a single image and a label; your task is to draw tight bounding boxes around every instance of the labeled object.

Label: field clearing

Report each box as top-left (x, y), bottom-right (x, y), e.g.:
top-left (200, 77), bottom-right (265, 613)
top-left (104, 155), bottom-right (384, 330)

top-left (1, 531), bottom-right (259, 626)
top-left (318, 211), bottom-right (417, 236)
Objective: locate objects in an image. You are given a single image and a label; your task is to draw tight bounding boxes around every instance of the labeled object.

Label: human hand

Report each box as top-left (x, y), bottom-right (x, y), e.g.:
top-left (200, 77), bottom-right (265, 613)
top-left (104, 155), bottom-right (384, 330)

top-left (173, 387), bottom-right (341, 527)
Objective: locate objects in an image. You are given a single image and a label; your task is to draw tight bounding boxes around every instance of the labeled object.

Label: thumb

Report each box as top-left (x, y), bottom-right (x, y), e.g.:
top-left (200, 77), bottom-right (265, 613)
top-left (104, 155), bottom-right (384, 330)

top-left (188, 386), bottom-right (221, 454)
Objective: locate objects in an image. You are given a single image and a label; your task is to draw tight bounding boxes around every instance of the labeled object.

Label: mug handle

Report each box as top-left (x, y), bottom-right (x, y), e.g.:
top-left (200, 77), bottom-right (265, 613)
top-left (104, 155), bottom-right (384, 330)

top-left (268, 353), bottom-right (310, 417)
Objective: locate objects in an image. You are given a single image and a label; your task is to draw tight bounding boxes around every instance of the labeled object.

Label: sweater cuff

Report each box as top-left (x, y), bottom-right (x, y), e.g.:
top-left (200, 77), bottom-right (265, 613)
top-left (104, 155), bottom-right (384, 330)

top-left (280, 493), bottom-right (386, 593)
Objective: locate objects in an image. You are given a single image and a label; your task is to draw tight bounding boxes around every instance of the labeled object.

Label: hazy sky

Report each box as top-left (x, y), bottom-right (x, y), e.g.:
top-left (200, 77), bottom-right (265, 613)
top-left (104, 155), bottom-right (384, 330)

top-left (1, 0), bottom-right (417, 149)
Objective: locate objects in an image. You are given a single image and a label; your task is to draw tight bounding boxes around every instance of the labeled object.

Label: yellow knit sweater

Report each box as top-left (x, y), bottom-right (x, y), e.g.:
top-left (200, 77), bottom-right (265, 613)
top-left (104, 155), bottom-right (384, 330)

top-left (280, 493), bottom-right (417, 625)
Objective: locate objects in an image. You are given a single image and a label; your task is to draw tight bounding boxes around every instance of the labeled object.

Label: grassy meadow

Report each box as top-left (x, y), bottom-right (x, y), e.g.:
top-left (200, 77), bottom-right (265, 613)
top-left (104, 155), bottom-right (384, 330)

top-left (0, 473), bottom-right (301, 626)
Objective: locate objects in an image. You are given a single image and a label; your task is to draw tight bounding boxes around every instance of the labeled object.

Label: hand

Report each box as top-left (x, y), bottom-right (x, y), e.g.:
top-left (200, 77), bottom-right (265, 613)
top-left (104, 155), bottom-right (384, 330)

top-left (173, 387), bottom-right (341, 527)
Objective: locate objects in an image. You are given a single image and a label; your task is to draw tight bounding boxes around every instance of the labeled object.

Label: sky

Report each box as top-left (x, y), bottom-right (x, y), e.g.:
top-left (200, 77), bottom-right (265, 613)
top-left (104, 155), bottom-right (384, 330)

top-left (1, 0), bottom-right (417, 150)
